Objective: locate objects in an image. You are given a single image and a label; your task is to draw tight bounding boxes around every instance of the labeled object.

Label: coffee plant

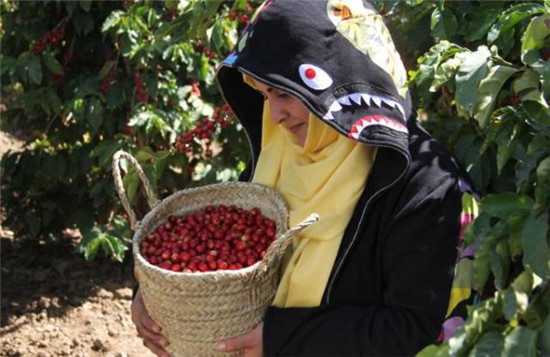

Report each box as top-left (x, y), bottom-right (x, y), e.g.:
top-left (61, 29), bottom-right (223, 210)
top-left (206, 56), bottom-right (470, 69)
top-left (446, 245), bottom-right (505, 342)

top-left (377, 1), bottom-right (550, 355)
top-left (0, 0), bottom-right (257, 261)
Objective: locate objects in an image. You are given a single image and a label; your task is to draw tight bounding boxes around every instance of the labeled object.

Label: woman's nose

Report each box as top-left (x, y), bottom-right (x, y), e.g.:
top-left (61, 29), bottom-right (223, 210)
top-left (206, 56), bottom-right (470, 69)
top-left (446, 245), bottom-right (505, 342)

top-left (269, 100), bottom-right (287, 124)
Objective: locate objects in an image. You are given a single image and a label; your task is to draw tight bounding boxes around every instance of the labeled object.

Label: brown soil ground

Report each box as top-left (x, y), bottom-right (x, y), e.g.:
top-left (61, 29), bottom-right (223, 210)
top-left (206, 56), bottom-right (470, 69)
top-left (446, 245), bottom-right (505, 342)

top-left (1, 131), bottom-right (154, 356)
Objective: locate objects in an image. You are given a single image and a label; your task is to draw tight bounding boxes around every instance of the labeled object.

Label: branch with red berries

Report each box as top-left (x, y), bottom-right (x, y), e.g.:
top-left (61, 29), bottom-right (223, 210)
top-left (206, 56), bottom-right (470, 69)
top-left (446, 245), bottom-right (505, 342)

top-left (175, 104), bottom-right (234, 159)
top-left (32, 18), bottom-right (68, 55)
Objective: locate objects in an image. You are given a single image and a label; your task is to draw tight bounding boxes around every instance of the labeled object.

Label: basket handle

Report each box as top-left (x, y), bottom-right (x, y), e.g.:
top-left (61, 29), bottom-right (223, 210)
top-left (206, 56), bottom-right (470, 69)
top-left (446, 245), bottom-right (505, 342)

top-left (112, 150), bottom-right (160, 231)
top-left (254, 213), bottom-right (320, 276)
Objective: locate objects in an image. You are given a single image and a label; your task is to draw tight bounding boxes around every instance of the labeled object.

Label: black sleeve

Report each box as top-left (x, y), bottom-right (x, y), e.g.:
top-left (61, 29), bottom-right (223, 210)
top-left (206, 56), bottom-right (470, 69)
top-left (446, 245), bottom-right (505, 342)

top-left (262, 178), bottom-right (462, 357)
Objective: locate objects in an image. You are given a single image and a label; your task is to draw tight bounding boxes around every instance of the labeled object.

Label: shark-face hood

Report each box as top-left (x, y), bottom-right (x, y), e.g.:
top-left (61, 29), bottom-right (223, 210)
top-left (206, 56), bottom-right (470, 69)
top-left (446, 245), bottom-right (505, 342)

top-left (217, 0), bottom-right (412, 154)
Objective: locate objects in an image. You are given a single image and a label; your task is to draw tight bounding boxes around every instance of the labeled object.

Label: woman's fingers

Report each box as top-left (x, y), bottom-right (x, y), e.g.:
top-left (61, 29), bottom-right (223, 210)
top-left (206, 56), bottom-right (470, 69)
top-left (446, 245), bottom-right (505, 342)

top-left (218, 323), bottom-right (263, 353)
top-left (131, 290), bottom-right (170, 354)
top-left (132, 291), bottom-right (163, 336)
top-left (143, 339), bottom-right (172, 357)
top-left (139, 305), bottom-right (162, 333)
top-left (137, 323), bottom-right (169, 347)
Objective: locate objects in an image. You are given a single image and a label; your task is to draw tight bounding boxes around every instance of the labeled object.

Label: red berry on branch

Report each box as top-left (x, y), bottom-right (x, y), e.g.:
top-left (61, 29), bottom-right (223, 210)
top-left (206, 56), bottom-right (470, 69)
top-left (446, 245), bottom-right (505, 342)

top-left (239, 14), bottom-right (249, 25)
top-left (191, 81), bottom-right (201, 97)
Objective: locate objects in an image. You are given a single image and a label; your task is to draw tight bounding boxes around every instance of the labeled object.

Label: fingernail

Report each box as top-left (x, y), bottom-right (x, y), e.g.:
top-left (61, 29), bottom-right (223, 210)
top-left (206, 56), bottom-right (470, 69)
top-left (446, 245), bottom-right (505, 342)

top-left (216, 342), bottom-right (226, 351)
top-left (160, 338), bottom-right (169, 347)
top-left (153, 325), bottom-right (161, 333)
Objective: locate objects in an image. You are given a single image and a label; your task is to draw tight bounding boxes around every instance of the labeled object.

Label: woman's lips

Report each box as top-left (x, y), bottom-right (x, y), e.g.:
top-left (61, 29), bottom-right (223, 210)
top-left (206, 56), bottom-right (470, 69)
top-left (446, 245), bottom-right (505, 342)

top-left (287, 123), bottom-right (304, 133)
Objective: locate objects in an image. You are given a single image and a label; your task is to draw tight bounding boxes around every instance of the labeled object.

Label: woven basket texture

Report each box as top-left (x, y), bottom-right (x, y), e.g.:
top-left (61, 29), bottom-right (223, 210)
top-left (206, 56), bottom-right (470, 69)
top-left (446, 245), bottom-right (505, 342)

top-left (133, 182), bottom-right (292, 357)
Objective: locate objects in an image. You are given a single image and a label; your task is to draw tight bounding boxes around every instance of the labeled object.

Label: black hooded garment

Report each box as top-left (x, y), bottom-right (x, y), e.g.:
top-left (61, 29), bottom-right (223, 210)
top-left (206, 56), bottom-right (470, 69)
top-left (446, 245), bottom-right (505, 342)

top-left (216, 0), bottom-right (476, 356)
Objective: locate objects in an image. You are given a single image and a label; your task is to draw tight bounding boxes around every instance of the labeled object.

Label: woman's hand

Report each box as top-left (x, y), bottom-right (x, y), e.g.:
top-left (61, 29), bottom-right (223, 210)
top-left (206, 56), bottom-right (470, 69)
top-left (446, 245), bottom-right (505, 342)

top-left (131, 289), bottom-right (171, 357)
top-left (217, 322), bottom-right (263, 357)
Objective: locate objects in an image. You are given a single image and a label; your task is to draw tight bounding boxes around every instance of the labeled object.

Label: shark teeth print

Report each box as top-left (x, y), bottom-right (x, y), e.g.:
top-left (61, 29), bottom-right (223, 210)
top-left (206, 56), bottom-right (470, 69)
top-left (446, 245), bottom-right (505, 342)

top-left (348, 114), bottom-right (408, 139)
top-left (323, 92), bottom-right (406, 121)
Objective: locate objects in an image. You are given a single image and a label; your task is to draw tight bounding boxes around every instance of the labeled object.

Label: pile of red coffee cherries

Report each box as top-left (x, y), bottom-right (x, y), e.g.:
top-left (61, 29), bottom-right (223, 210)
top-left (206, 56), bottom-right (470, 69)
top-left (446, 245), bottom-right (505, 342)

top-left (140, 205), bottom-right (277, 273)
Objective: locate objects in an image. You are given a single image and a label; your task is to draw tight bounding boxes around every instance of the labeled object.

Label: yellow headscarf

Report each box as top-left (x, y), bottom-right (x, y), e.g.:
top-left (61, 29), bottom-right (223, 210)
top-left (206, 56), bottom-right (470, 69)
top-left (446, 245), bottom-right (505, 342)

top-left (244, 75), bottom-right (377, 307)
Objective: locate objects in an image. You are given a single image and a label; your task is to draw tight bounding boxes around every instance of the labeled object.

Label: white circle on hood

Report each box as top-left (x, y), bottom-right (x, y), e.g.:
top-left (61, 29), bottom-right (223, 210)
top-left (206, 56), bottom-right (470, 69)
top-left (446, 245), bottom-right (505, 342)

top-left (298, 64), bottom-right (333, 90)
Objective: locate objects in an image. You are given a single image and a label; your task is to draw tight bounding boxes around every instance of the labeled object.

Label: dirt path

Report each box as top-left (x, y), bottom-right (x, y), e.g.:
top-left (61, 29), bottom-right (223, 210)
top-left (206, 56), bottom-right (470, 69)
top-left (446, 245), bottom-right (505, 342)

top-left (0, 237), bottom-right (154, 357)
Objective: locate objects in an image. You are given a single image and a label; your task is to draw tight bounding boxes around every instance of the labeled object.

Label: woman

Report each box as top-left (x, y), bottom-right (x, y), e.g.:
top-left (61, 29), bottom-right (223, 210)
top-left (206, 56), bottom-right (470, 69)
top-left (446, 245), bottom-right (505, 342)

top-left (132, 1), bottom-right (475, 356)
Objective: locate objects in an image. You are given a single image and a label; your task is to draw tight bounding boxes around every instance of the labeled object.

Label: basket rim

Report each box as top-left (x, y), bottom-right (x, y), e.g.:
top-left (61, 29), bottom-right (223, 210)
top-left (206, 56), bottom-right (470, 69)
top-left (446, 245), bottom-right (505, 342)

top-left (132, 181), bottom-right (289, 278)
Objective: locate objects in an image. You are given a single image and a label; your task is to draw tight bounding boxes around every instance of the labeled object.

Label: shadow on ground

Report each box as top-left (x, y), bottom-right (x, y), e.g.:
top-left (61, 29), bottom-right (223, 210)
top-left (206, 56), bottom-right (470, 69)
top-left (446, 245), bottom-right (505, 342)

top-left (1, 236), bottom-right (135, 333)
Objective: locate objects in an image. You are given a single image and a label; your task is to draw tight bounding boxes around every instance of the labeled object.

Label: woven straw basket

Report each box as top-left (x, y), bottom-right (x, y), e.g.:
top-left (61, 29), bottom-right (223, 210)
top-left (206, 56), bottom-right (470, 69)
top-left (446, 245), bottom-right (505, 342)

top-left (112, 150), bottom-right (318, 357)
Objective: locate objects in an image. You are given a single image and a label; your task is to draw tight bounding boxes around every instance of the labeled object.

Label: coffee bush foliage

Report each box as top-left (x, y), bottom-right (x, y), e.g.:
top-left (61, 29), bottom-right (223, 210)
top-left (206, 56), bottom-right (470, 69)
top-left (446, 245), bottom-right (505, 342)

top-left (378, 0), bottom-right (549, 355)
top-left (1, 0), bottom-right (257, 261)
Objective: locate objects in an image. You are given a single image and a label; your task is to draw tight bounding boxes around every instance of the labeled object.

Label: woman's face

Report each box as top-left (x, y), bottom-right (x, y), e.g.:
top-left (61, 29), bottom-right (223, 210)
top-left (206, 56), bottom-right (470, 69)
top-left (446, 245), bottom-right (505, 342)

top-left (253, 81), bottom-right (309, 146)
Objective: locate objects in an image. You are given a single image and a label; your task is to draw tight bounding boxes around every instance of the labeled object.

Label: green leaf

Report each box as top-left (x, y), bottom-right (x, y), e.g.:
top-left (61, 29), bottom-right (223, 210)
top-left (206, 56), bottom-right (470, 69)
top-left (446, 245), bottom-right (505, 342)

top-left (455, 294), bottom-right (503, 356)
top-left (45, 88), bottom-right (63, 115)
top-left (493, 27), bottom-right (516, 59)
top-left (497, 124), bottom-right (520, 174)
top-left (536, 156), bottom-right (550, 184)
top-left (487, 2), bottom-right (544, 44)
top-left (507, 215), bottom-right (526, 259)
top-left (469, 331), bottom-right (504, 357)
top-left (103, 234), bottom-right (128, 262)
top-left (464, 6), bottom-right (502, 42)
top-left (513, 69), bottom-right (541, 97)
top-left (520, 101), bottom-right (550, 133)
top-left (481, 193), bottom-right (534, 219)
top-left (27, 53), bottom-right (42, 85)
top-left (522, 283), bottom-right (550, 329)
top-left (512, 270), bottom-right (534, 295)
top-left (78, 228), bottom-right (128, 262)
top-left (521, 15), bottom-right (550, 56)
top-left (490, 240), bottom-right (510, 290)
top-left (86, 98), bottom-right (104, 134)
top-left (232, 0), bottom-right (248, 11)
top-left (42, 51), bottom-right (63, 75)
top-left (99, 60), bottom-right (116, 79)
top-left (521, 213), bottom-right (549, 279)
top-left (90, 139), bottom-right (121, 168)
top-left (455, 46), bottom-right (491, 118)
top-left (416, 344), bottom-right (449, 357)
top-left (502, 327), bottom-right (538, 357)
top-left (79, 230), bottom-right (102, 261)
top-left (165, 0), bottom-right (178, 10)
top-left (473, 241), bottom-right (491, 293)
top-left (102, 10), bottom-right (125, 33)
top-left (535, 156), bottom-right (550, 208)
top-left (474, 64), bottom-right (519, 128)
top-left (503, 289), bottom-right (518, 321)
top-left (431, 7), bottom-right (458, 41)
top-left (106, 83), bottom-right (126, 109)
top-left (186, 0), bottom-right (224, 40)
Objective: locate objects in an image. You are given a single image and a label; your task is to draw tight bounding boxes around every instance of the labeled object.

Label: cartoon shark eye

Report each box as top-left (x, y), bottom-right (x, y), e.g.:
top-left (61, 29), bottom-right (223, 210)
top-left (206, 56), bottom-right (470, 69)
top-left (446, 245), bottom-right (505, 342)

top-left (298, 64), bottom-right (333, 91)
